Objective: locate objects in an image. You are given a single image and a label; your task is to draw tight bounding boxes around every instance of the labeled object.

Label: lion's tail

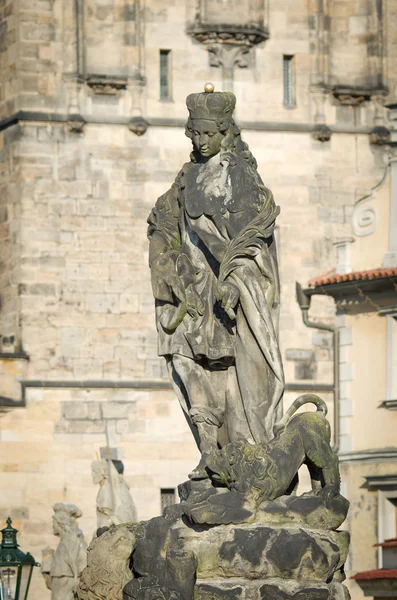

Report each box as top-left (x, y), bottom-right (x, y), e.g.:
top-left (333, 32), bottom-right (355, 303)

top-left (273, 394), bottom-right (328, 436)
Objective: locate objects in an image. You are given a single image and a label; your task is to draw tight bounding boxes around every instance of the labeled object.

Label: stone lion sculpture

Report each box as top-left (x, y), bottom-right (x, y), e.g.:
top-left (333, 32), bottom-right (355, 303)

top-left (75, 526), bottom-right (135, 600)
top-left (206, 394), bottom-right (340, 504)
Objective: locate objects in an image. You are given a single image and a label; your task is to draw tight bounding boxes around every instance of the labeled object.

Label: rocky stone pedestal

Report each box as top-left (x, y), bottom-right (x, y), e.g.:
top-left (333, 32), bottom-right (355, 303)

top-left (195, 580), bottom-right (348, 600)
top-left (76, 399), bottom-right (351, 600)
top-left (168, 510), bottom-right (350, 600)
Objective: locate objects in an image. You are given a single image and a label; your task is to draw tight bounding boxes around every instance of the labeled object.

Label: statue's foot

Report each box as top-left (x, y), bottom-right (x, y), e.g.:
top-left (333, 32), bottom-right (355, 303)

top-left (188, 453), bottom-right (211, 481)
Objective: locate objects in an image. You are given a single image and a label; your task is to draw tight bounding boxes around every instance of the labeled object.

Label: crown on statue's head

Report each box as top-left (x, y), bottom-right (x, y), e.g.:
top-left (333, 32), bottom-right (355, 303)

top-left (186, 84), bottom-right (236, 122)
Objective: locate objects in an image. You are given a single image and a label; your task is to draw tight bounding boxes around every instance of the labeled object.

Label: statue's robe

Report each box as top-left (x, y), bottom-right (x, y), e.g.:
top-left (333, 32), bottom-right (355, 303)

top-left (148, 152), bottom-right (284, 445)
top-left (50, 532), bottom-right (87, 600)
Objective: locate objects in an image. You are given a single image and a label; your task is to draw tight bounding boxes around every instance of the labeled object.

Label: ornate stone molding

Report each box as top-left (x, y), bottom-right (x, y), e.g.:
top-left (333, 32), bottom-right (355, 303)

top-left (128, 116), bottom-right (149, 136)
top-left (369, 125), bottom-right (391, 145)
top-left (364, 473), bottom-right (397, 488)
top-left (187, 23), bottom-right (269, 90)
top-left (187, 23), bottom-right (269, 48)
top-left (312, 124), bottom-right (332, 142)
top-left (310, 86), bottom-right (332, 142)
top-left (339, 448), bottom-right (397, 463)
top-left (352, 154), bottom-right (394, 237)
top-left (332, 86), bottom-right (387, 107)
top-left (67, 115), bottom-right (86, 134)
top-left (208, 44), bottom-right (251, 72)
top-left (86, 75), bottom-right (128, 95)
top-left (369, 93), bottom-right (390, 145)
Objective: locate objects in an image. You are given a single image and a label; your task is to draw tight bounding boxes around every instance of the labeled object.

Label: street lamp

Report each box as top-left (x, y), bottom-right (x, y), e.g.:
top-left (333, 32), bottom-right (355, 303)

top-left (0, 518), bottom-right (39, 600)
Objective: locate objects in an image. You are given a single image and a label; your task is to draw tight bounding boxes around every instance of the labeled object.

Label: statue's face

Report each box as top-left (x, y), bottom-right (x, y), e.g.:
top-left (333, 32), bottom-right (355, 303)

top-left (52, 517), bottom-right (62, 537)
top-left (191, 119), bottom-right (224, 158)
top-left (92, 461), bottom-right (107, 484)
top-left (92, 468), bottom-right (105, 485)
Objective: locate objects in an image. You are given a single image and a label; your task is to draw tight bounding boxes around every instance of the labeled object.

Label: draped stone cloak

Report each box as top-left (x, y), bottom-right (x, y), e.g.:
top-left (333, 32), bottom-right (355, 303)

top-left (148, 152), bottom-right (284, 445)
top-left (50, 531), bottom-right (87, 600)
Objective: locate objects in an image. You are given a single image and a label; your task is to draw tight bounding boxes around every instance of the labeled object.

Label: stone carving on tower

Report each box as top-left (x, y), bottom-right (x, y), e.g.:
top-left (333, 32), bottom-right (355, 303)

top-left (187, 1), bottom-right (269, 91)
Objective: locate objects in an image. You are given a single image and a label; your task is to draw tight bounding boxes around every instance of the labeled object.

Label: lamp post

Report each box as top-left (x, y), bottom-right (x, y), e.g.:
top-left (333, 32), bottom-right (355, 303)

top-left (0, 518), bottom-right (39, 600)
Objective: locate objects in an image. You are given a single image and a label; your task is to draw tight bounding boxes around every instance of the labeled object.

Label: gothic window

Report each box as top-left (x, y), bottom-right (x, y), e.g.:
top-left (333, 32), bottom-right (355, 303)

top-left (160, 50), bottom-right (172, 101)
top-left (160, 488), bottom-right (175, 511)
top-left (283, 55), bottom-right (296, 108)
top-left (378, 491), bottom-right (397, 567)
top-left (365, 475), bottom-right (397, 568)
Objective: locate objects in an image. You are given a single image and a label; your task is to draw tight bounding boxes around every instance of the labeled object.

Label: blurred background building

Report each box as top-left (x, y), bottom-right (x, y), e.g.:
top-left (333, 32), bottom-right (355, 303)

top-left (0, 1), bottom-right (396, 599)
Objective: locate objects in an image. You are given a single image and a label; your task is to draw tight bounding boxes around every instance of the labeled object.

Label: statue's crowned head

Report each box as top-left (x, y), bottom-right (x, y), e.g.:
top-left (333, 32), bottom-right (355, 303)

top-left (185, 84), bottom-right (237, 159)
top-left (186, 87), bottom-right (236, 125)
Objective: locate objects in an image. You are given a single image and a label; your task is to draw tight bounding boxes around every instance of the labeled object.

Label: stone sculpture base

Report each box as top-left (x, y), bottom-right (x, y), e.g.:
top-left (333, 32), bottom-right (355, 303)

top-left (194, 579), bottom-right (348, 600)
top-left (77, 400), bottom-right (351, 600)
top-left (118, 484), bottom-right (350, 600)
top-left (165, 511), bottom-right (349, 600)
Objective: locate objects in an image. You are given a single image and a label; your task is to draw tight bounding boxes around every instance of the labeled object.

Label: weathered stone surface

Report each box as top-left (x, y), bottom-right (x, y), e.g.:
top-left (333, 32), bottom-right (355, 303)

top-left (169, 520), bottom-right (349, 583)
top-left (259, 582), bottom-right (329, 600)
top-left (255, 491), bottom-right (349, 531)
top-left (76, 527), bottom-right (135, 600)
top-left (195, 582), bottom-right (243, 600)
top-left (82, 505), bottom-right (351, 600)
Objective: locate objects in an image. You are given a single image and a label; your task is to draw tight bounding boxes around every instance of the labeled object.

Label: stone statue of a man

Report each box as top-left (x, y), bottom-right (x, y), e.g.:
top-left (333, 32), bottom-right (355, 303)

top-left (92, 459), bottom-right (137, 529)
top-left (148, 84), bottom-right (284, 479)
top-left (41, 503), bottom-right (87, 600)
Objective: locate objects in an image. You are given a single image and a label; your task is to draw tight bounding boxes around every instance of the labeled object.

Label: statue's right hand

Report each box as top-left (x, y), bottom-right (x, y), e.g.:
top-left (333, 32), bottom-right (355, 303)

top-left (216, 281), bottom-right (239, 320)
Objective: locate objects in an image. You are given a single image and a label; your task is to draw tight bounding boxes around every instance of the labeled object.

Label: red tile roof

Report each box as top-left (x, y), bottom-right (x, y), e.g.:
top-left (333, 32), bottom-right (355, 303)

top-left (308, 267), bottom-right (397, 288)
top-left (352, 569), bottom-right (397, 581)
top-left (374, 537), bottom-right (397, 548)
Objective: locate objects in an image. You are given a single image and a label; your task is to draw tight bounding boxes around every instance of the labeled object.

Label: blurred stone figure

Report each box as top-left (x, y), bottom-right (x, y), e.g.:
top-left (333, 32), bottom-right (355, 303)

top-left (41, 503), bottom-right (87, 600)
top-left (92, 459), bottom-right (137, 528)
top-left (76, 527), bottom-right (135, 600)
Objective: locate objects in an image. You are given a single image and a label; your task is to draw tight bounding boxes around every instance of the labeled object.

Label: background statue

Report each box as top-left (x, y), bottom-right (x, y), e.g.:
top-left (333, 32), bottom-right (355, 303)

top-left (92, 459), bottom-right (137, 529)
top-left (148, 84), bottom-right (284, 478)
top-left (41, 503), bottom-right (87, 600)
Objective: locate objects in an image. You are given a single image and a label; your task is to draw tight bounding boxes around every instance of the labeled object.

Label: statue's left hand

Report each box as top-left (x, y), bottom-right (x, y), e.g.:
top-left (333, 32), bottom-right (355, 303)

top-left (216, 281), bottom-right (240, 320)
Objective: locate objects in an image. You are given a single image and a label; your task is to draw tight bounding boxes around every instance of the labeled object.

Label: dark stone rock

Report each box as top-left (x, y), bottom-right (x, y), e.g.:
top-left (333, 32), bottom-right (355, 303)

top-left (266, 529), bottom-right (323, 573)
top-left (264, 528), bottom-right (340, 580)
top-left (196, 583), bottom-right (243, 599)
top-left (220, 528), bottom-right (274, 566)
top-left (260, 584), bottom-right (329, 600)
top-left (256, 491), bottom-right (349, 530)
top-left (183, 488), bottom-right (254, 525)
top-left (130, 504), bottom-right (185, 578)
